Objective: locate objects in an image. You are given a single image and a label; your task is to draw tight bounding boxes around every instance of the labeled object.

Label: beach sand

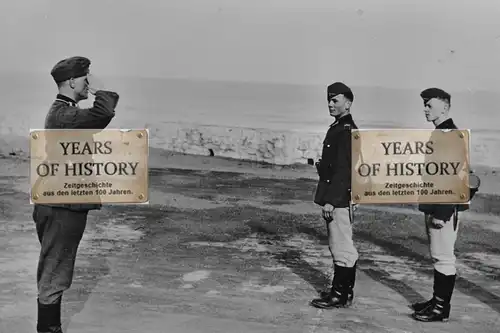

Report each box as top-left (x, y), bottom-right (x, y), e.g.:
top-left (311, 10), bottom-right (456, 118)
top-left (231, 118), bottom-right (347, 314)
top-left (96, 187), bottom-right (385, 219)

top-left (1, 148), bottom-right (499, 333)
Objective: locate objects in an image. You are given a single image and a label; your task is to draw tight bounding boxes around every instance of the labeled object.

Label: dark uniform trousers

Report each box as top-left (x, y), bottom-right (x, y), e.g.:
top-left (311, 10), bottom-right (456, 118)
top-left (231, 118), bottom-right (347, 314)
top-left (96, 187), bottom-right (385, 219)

top-left (34, 91), bottom-right (118, 332)
top-left (34, 205), bottom-right (88, 304)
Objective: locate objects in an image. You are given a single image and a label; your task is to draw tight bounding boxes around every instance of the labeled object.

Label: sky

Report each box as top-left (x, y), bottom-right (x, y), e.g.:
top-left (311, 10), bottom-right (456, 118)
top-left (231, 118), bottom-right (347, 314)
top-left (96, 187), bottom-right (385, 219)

top-left (2, 0), bottom-right (500, 91)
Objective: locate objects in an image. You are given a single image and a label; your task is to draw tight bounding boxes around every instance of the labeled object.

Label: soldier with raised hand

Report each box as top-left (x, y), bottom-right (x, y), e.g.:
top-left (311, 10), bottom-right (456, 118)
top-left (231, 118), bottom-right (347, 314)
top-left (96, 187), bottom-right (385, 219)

top-left (411, 87), bottom-right (479, 322)
top-left (310, 82), bottom-right (359, 309)
top-left (33, 56), bottom-right (119, 333)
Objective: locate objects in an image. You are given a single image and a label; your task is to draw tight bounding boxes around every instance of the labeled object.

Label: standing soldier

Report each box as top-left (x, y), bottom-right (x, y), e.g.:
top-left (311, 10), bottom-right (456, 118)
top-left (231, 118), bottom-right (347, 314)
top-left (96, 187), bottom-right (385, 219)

top-left (411, 88), bottom-right (478, 322)
top-left (310, 82), bottom-right (359, 309)
top-left (33, 56), bottom-right (119, 333)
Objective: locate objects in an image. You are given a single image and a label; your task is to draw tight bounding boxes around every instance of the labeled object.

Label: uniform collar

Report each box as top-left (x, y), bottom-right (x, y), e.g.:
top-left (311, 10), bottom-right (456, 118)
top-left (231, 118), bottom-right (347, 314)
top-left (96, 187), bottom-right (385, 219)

top-left (435, 118), bottom-right (455, 129)
top-left (330, 113), bottom-right (353, 127)
top-left (55, 94), bottom-right (77, 107)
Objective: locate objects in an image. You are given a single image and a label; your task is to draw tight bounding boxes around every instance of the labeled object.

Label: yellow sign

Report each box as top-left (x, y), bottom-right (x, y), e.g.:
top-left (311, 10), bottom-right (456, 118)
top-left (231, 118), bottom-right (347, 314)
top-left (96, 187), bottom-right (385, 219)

top-left (351, 129), bottom-right (470, 204)
top-left (30, 129), bottom-right (149, 204)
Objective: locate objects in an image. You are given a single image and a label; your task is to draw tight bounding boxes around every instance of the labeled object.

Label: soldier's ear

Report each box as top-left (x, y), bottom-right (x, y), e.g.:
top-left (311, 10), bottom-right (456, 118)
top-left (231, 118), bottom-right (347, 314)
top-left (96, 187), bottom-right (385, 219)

top-left (69, 78), bottom-right (75, 89)
top-left (346, 100), bottom-right (352, 110)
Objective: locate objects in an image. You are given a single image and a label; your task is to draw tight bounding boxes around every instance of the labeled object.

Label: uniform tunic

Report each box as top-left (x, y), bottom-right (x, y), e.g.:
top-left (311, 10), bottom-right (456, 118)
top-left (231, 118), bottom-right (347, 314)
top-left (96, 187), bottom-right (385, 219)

top-left (34, 90), bottom-right (119, 304)
top-left (314, 113), bottom-right (359, 267)
top-left (314, 113), bottom-right (358, 208)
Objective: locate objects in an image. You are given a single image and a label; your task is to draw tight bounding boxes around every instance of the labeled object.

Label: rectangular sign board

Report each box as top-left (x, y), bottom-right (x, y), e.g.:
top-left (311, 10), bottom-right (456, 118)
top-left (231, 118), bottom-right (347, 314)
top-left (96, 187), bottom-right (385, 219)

top-left (351, 129), bottom-right (470, 204)
top-left (30, 129), bottom-right (149, 204)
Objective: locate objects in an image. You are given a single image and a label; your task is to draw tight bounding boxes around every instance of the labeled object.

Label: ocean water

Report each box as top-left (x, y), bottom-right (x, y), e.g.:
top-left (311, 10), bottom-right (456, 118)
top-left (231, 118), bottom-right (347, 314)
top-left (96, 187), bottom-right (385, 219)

top-left (1, 72), bottom-right (499, 167)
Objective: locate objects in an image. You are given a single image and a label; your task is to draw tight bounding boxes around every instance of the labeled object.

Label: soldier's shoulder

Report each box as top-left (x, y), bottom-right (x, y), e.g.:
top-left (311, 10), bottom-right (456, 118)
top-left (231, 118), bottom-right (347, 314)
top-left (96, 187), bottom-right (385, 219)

top-left (46, 101), bottom-right (71, 117)
top-left (446, 117), bottom-right (458, 129)
top-left (49, 100), bottom-right (72, 110)
top-left (45, 101), bottom-right (79, 128)
top-left (343, 119), bottom-right (358, 130)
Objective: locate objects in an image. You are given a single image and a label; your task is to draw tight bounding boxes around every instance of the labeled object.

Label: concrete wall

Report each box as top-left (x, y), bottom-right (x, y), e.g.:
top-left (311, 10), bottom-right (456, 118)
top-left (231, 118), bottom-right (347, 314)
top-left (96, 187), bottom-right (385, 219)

top-left (3, 118), bottom-right (500, 168)
top-left (148, 122), bottom-right (324, 165)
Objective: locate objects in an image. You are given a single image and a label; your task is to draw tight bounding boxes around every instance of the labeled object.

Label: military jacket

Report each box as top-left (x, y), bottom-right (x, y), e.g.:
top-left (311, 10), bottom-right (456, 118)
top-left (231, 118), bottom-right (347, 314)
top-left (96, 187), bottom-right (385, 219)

top-left (314, 113), bottom-right (358, 208)
top-left (418, 118), bottom-right (477, 221)
top-left (36, 90), bottom-right (119, 212)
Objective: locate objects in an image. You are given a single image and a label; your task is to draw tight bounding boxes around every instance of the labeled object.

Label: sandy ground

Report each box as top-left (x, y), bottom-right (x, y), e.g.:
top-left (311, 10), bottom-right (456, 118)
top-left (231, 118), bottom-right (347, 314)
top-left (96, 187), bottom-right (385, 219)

top-left (1, 150), bottom-right (500, 333)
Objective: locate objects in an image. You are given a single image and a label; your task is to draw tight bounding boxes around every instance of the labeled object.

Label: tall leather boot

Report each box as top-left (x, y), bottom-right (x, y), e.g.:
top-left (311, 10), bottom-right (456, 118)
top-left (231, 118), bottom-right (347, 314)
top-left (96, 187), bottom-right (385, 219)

top-left (412, 271), bottom-right (456, 322)
top-left (346, 261), bottom-right (357, 306)
top-left (411, 269), bottom-right (440, 312)
top-left (310, 264), bottom-right (351, 309)
top-left (37, 297), bottom-right (63, 333)
top-left (318, 261), bottom-right (357, 303)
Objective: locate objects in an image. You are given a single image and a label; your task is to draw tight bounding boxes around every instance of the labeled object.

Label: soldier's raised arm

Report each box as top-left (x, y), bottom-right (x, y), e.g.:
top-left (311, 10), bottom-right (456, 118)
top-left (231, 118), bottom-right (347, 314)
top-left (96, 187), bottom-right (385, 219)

top-left (53, 90), bottom-right (119, 129)
top-left (46, 57), bottom-right (119, 130)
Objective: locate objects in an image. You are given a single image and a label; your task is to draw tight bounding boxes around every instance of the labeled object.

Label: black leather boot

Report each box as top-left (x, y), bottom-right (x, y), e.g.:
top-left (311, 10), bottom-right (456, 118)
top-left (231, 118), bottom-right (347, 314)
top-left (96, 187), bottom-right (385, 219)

top-left (411, 269), bottom-right (440, 312)
top-left (412, 271), bottom-right (456, 322)
top-left (37, 297), bottom-right (63, 333)
top-left (344, 261), bottom-right (357, 306)
top-left (318, 262), bottom-right (357, 306)
top-left (311, 264), bottom-right (351, 309)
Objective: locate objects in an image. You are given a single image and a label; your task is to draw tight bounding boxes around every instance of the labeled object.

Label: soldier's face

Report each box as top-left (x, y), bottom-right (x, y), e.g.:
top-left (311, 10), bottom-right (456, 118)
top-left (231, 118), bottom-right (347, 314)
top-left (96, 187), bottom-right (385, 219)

top-left (328, 94), bottom-right (351, 117)
top-left (72, 75), bottom-right (89, 101)
top-left (423, 98), bottom-right (447, 122)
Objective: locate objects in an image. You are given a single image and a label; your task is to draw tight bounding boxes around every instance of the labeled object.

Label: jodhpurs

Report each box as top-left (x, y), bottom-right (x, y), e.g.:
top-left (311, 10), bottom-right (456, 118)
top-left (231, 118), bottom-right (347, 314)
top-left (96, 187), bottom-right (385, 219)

top-left (425, 213), bottom-right (459, 276)
top-left (326, 207), bottom-right (358, 267)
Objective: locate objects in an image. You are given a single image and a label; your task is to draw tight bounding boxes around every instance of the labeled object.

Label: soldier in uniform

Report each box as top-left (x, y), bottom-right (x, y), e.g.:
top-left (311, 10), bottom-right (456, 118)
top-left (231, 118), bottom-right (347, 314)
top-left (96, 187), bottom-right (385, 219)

top-left (411, 88), bottom-right (478, 322)
top-left (310, 82), bottom-right (359, 309)
top-left (33, 56), bottom-right (119, 333)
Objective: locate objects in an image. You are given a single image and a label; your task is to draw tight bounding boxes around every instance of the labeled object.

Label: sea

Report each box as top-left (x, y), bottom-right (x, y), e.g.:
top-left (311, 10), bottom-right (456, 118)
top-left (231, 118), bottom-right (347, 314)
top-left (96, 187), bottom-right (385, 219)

top-left (1, 72), bottom-right (499, 167)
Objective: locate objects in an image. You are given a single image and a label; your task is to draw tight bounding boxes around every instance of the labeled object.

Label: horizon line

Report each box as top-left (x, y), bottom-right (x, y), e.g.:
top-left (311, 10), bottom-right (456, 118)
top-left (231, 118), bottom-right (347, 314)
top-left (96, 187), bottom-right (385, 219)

top-left (2, 69), bottom-right (498, 95)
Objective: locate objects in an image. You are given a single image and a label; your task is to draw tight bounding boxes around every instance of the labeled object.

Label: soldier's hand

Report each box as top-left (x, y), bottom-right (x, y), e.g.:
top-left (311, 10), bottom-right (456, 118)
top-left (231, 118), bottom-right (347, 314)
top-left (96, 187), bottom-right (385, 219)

top-left (429, 217), bottom-right (445, 229)
top-left (87, 74), bottom-right (106, 95)
top-left (322, 204), bottom-right (334, 222)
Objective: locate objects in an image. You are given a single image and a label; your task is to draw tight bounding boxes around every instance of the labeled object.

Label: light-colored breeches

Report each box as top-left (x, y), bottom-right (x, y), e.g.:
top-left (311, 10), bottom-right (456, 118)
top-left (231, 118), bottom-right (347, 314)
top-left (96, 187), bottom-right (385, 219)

top-left (327, 207), bottom-right (358, 268)
top-left (425, 214), bottom-right (460, 276)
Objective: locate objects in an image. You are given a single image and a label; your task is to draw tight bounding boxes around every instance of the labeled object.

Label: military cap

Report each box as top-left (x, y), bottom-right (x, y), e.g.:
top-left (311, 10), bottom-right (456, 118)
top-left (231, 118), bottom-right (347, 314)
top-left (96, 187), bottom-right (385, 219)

top-left (50, 56), bottom-right (91, 83)
top-left (420, 87), bottom-right (451, 104)
top-left (327, 82), bottom-right (354, 102)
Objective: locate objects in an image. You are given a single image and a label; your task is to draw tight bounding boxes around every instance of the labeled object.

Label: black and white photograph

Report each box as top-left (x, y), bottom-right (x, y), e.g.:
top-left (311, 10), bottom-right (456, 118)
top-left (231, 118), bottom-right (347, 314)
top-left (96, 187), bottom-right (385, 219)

top-left (0, 1), bottom-right (499, 332)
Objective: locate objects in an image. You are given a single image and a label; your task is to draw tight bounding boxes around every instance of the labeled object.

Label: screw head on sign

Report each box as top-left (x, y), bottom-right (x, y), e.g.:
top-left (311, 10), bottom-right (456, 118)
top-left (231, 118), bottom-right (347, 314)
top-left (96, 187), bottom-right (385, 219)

top-left (460, 193), bottom-right (466, 199)
top-left (137, 132), bottom-right (143, 139)
top-left (138, 193), bottom-right (144, 200)
top-left (32, 133), bottom-right (38, 140)
top-left (32, 193), bottom-right (39, 200)
top-left (354, 194), bottom-right (360, 201)
top-left (459, 132), bottom-right (464, 138)
top-left (354, 133), bottom-right (360, 140)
